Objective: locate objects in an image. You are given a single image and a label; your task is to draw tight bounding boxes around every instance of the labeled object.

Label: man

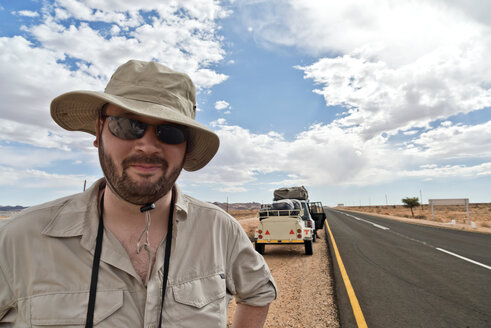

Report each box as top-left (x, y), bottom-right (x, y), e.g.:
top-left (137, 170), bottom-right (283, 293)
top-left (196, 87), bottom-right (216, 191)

top-left (0, 60), bottom-right (276, 327)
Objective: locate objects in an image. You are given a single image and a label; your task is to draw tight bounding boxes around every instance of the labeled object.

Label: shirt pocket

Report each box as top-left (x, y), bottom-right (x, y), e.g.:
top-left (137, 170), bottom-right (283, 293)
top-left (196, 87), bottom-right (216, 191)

top-left (170, 274), bottom-right (226, 327)
top-left (29, 290), bottom-right (123, 327)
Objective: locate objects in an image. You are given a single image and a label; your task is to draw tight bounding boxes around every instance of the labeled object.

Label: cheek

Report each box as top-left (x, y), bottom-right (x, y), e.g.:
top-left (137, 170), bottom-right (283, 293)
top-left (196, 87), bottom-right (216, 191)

top-left (166, 143), bottom-right (187, 165)
top-left (101, 131), bottom-right (130, 162)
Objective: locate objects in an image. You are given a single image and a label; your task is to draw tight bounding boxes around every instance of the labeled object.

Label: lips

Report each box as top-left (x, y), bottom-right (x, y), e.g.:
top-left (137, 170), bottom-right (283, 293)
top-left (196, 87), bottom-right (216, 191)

top-left (130, 163), bottom-right (162, 174)
top-left (122, 154), bottom-right (168, 170)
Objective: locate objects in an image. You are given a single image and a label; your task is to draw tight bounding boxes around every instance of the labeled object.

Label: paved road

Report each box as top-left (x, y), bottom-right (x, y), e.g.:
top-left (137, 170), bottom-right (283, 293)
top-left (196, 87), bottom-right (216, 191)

top-left (325, 209), bottom-right (491, 328)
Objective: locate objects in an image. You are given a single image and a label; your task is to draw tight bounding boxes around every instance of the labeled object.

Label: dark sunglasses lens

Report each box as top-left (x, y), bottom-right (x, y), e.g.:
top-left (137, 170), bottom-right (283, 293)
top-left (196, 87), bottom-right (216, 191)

top-left (156, 125), bottom-right (186, 144)
top-left (107, 117), bottom-right (145, 140)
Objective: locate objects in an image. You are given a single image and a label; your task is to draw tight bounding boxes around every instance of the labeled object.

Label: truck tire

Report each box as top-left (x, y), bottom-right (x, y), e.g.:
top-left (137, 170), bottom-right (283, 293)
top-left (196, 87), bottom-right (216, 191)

top-left (304, 239), bottom-right (313, 255)
top-left (255, 242), bottom-right (265, 254)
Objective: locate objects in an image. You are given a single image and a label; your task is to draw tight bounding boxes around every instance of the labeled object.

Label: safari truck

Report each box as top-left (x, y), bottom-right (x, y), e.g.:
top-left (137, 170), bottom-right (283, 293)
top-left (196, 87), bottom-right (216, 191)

top-left (254, 186), bottom-right (322, 255)
top-left (254, 199), bottom-right (314, 255)
top-left (274, 186), bottom-right (327, 238)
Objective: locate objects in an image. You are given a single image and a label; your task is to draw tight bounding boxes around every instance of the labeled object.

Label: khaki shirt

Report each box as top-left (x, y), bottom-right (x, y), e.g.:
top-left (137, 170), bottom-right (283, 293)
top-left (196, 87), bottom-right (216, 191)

top-left (0, 179), bottom-right (276, 327)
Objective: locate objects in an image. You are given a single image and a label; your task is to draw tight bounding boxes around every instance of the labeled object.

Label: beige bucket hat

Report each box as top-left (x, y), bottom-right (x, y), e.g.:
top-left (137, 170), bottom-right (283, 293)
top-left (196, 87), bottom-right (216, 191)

top-left (51, 60), bottom-right (219, 171)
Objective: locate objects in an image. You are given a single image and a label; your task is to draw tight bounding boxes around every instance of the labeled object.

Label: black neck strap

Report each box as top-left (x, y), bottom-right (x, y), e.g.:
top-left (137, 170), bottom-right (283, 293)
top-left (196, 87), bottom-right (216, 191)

top-left (85, 192), bottom-right (174, 328)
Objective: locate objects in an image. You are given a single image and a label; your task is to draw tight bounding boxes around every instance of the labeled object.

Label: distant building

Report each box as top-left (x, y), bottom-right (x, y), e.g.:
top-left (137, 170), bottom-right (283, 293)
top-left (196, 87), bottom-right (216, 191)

top-left (337, 203), bottom-right (344, 207)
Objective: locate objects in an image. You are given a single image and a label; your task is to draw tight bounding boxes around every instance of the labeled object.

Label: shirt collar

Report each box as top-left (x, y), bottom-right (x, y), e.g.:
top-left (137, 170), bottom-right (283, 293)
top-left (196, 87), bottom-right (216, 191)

top-left (41, 178), bottom-right (104, 248)
top-left (41, 179), bottom-right (189, 239)
top-left (174, 183), bottom-right (189, 221)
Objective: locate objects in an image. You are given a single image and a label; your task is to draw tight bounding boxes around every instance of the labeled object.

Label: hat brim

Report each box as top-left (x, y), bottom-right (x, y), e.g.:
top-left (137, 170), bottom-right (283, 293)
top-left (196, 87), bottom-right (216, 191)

top-left (51, 91), bottom-right (219, 172)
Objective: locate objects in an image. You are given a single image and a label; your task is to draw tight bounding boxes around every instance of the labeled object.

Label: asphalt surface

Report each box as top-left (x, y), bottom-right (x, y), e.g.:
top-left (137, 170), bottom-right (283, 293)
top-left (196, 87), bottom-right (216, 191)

top-left (325, 209), bottom-right (491, 328)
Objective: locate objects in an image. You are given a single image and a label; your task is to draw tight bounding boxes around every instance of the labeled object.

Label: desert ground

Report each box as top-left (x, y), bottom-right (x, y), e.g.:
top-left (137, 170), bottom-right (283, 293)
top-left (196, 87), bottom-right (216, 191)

top-left (226, 213), bottom-right (339, 328)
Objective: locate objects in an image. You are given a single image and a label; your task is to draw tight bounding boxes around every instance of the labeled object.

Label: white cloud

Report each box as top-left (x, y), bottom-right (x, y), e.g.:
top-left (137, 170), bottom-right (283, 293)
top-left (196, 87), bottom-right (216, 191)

top-left (0, 165), bottom-right (98, 189)
top-left (297, 49), bottom-right (491, 139)
top-left (402, 162), bottom-right (491, 179)
top-left (242, 0), bottom-right (491, 140)
top-left (184, 116), bottom-right (491, 191)
top-left (3, 0), bottom-right (491, 201)
top-left (409, 120), bottom-right (491, 160)
top-left (215, 100), bottom-right (230, 110)
top-left (219, 186), bottom-right (248, 193)
top-left (13, 10), bottom-right (40, 17)
top-left (0, 0), bottom-right (230, 155)
top-left (0, 143), bottom-right (96, 169)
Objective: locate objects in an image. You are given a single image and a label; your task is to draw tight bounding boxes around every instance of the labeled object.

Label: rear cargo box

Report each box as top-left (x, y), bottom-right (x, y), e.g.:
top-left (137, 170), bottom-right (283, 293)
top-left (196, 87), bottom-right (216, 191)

top-left (273, 186), bottom-right (309, 201)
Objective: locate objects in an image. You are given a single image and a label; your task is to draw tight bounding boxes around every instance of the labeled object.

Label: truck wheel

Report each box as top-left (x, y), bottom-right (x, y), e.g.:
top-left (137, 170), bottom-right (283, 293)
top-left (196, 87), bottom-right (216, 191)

top-left (255, 242), bottom-right (265, 254)
top-left (304, 239), bottom-right (313, 255)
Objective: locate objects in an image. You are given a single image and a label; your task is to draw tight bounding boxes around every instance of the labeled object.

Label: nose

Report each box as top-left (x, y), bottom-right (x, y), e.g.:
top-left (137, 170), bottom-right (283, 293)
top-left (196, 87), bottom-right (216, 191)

top-left (134, 126), bottom-right (162, 153)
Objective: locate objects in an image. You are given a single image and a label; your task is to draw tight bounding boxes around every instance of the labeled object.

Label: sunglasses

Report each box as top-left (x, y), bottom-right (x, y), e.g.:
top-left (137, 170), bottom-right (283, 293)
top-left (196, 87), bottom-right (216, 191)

top-left (103, 115), bottom-right (187, 145)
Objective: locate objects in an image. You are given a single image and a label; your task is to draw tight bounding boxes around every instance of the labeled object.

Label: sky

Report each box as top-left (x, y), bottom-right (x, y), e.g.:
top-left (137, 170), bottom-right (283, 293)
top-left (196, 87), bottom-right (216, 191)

top-left (1, 0), bottom-right (490, 207)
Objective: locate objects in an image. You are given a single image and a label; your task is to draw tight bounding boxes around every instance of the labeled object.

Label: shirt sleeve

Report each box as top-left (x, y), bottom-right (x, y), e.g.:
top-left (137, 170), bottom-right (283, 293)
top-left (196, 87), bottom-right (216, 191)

top-left (225, 220), bottom-right (277, 307)
top-left (0, 233), bottom-right (14, 321)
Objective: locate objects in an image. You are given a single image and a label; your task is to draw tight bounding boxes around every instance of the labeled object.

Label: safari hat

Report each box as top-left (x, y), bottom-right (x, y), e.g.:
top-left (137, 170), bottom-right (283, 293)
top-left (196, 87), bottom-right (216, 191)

top-left (51, 60), bottom-right (219, 171)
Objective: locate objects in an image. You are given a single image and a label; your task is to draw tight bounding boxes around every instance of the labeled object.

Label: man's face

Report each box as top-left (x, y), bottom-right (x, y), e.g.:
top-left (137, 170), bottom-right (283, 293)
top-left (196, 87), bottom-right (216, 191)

top-left (95, 104), bottom-right (187, 205)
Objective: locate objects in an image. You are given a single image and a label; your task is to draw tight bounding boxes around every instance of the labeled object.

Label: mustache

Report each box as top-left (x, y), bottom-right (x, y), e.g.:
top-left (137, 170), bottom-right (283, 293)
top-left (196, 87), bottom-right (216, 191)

top-left (122, 154), bottom-right (169, 169)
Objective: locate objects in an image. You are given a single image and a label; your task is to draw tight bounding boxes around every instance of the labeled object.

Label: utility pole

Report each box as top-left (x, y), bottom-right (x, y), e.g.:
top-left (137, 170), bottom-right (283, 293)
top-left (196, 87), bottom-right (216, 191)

top-left (420, 189), bottom-right (423, 210)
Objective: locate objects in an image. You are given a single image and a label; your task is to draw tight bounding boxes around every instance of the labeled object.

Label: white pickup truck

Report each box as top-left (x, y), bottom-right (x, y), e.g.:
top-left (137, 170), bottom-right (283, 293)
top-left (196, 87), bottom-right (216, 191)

top-left (254, 199), bottom-right (315, 255)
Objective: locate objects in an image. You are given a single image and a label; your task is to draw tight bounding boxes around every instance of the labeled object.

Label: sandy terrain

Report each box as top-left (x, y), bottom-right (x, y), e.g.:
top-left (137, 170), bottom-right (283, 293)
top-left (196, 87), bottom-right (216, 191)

top-left (227, 215), bottom-right (340, 328)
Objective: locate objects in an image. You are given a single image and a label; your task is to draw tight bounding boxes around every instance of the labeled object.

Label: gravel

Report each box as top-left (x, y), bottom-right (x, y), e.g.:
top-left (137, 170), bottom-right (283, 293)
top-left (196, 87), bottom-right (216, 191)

top-left (227, 219), bottom-right (340, 327)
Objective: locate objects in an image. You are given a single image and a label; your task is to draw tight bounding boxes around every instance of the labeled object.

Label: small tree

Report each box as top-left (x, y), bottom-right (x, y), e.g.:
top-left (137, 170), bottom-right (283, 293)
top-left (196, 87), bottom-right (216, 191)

top-left (402, 197), bottom-right (420, 217)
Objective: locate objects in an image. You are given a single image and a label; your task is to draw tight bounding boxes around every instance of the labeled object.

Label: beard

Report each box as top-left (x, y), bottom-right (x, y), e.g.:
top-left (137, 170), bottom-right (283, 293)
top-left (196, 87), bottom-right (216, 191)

top-left (98, 137), bottom-right (183, 205)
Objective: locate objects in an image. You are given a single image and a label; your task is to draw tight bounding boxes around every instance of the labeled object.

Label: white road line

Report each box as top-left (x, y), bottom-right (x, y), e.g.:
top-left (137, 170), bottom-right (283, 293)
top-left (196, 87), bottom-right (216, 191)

top-left (342, 212), bottom-right (390, 230)
top-left (437, 248), bottom-right (491, 271)
top-left (333, 210), bottom-right (491, 271)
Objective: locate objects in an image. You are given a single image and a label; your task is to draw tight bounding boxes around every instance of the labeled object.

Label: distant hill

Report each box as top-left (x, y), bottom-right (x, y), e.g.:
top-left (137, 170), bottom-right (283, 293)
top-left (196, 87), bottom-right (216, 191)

top-left (212, 202), bottom-right (261, 211)
top-left (0, 205), bottom-right (27, 211)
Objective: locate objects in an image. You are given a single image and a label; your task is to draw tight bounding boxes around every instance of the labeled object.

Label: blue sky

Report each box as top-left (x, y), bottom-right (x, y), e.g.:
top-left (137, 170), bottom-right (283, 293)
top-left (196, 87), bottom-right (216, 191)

top-left (1, 0), bottom-right (491, 207)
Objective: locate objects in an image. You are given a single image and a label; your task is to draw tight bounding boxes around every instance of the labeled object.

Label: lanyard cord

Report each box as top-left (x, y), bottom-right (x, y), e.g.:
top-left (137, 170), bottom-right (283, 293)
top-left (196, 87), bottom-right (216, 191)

top-left (158, 196), bottom-right (174, 327)
top-left (85, 192), bottom-right (174, 328)
top-left (85, 192), bottom-right (105, 328)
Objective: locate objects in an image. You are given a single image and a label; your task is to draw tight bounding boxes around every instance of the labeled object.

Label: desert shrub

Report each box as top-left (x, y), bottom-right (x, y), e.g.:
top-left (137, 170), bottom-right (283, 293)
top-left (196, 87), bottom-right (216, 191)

top-left (414, 215), bottom-right (426, 220)
top-left (481, 221), bottom-right (491, 228)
